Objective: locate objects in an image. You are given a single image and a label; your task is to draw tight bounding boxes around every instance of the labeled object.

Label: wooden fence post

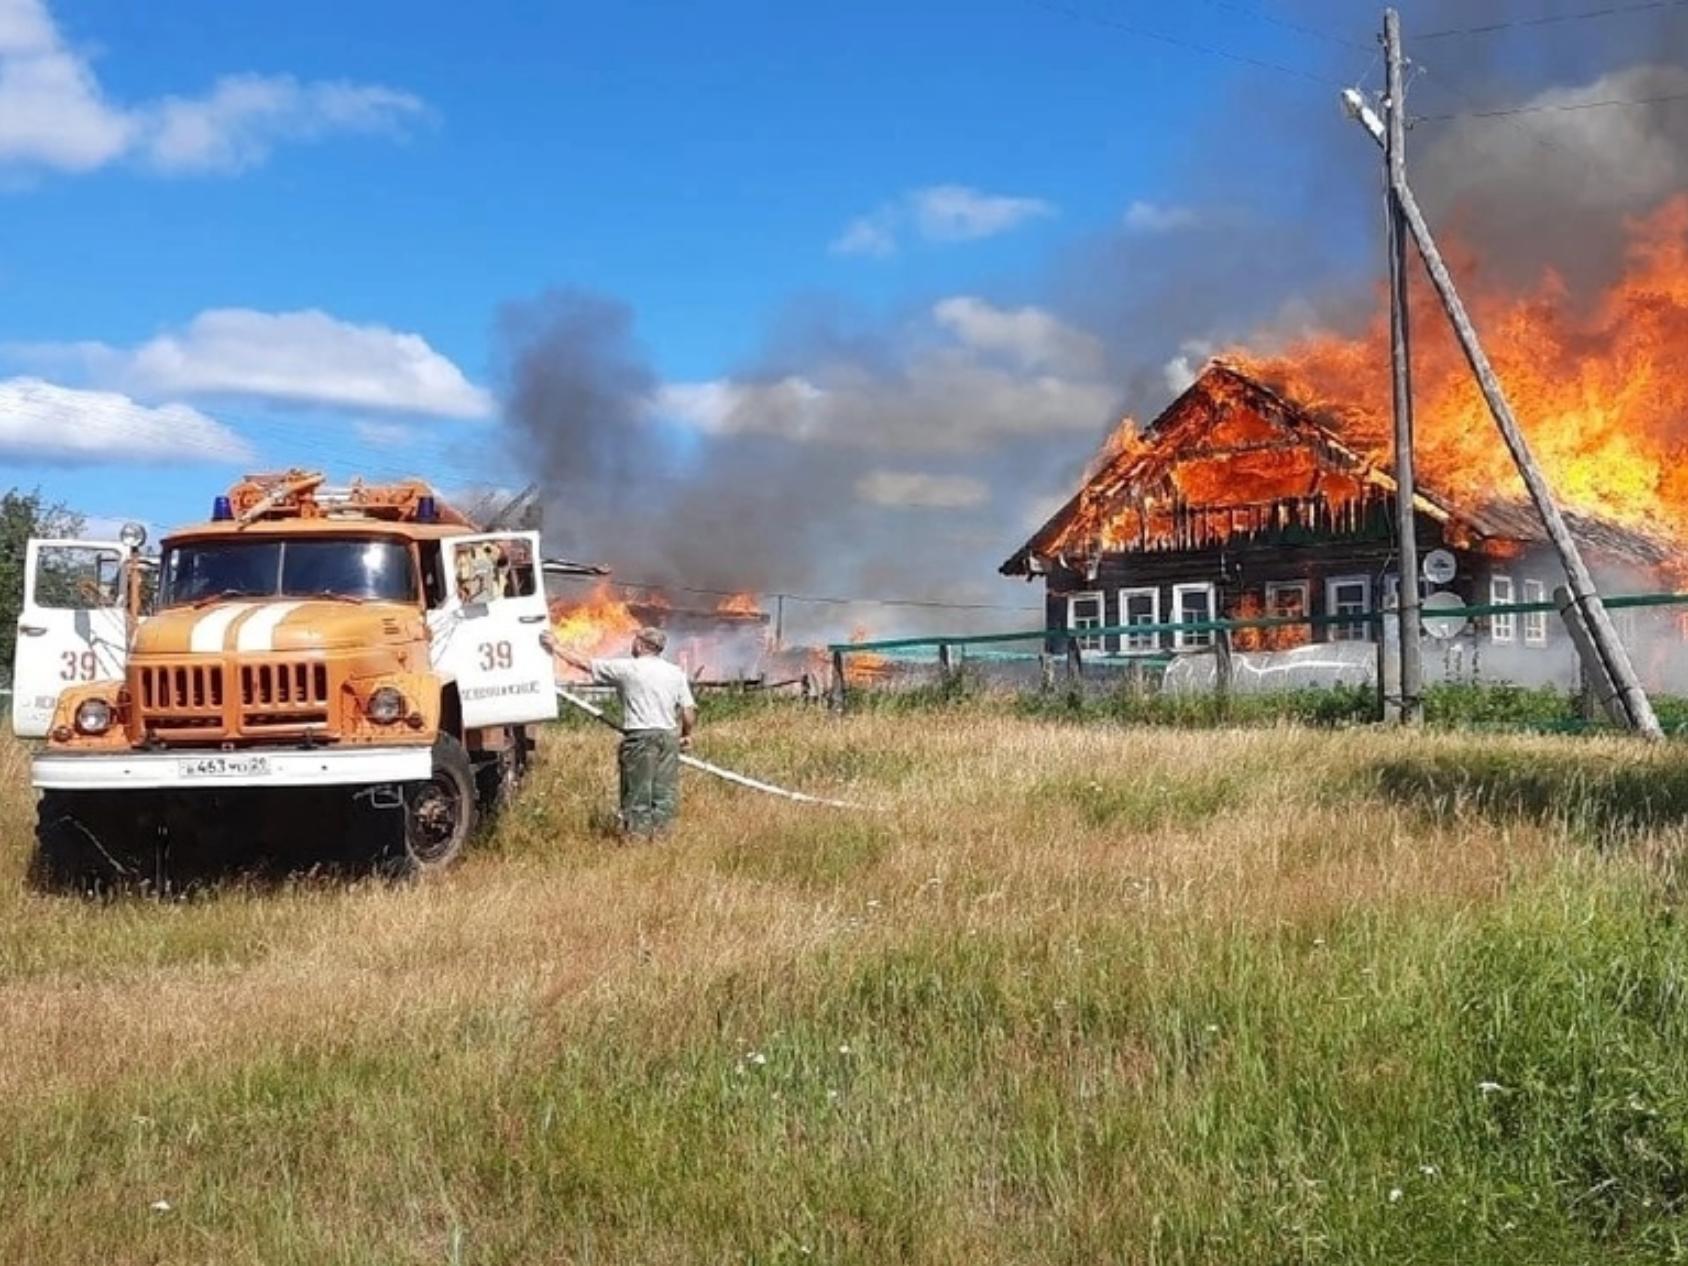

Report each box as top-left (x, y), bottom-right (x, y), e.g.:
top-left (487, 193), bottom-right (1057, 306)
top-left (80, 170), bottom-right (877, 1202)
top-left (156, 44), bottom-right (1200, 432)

top-left (1065, 637), bottom-right (1083, 706)
top-left (937, 641), bottom-right (953, 686)
top-left (1039, 653), bottom-right (1054, 695)
top-left (1214, 628), bottom-right (1233, 718)
top-left (829, 649), bottom-right (847, 713)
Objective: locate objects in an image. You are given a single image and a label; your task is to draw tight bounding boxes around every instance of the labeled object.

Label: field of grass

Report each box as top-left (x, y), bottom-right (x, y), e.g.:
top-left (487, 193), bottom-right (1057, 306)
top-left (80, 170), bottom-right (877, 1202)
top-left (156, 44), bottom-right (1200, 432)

top-left (6, 702), bottom-right (1688, 1263)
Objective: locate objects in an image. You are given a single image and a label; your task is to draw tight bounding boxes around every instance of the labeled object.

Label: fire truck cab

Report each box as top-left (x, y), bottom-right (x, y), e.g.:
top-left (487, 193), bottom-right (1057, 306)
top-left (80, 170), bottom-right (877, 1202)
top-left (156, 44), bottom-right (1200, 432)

top-left (12, 471), bottom-right (558, 885)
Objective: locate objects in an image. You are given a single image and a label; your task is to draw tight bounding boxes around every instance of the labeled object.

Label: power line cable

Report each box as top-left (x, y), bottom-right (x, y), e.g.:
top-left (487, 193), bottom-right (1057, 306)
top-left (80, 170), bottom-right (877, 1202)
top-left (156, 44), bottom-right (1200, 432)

top-left (1188, 0), bottom-right (1371, 51)
top-left (1418, 0), bottom-right (1688, 40)
top-left (1024, 0), bottom-right (1331, 88)
top-left (1418, 86), bottom-right (1688, 122)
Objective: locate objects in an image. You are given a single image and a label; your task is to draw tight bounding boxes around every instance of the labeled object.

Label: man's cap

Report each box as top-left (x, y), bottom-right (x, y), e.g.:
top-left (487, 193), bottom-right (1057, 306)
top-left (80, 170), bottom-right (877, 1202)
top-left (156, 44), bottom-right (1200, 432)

top-left (635, 626), bottom-right (667, 652)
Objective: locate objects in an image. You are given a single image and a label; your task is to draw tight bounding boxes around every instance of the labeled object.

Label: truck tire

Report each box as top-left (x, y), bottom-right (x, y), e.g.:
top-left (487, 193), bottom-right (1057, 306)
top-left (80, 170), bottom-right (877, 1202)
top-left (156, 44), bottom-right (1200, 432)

top-left (397, 735), bottom-right (476, 875)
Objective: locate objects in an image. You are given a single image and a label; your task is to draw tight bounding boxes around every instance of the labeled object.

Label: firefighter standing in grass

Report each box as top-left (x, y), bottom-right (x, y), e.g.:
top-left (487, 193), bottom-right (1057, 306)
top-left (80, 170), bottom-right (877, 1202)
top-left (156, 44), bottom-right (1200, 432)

top-left (543, 627), bottom-right (698, 836)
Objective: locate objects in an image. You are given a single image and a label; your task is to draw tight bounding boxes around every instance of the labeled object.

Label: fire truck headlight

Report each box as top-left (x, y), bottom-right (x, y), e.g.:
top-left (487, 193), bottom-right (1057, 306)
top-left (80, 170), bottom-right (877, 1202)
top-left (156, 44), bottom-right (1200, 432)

top-left (366, 686), bottom-right (405, 725)
top-left (74, 697), bottom-right (113, 735)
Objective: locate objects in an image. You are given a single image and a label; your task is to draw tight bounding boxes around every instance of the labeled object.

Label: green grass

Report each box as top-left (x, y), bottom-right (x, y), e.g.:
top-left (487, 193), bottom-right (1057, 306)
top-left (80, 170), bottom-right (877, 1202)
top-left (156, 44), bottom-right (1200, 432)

top-left (5, 711), bottom-right (1688, 1261)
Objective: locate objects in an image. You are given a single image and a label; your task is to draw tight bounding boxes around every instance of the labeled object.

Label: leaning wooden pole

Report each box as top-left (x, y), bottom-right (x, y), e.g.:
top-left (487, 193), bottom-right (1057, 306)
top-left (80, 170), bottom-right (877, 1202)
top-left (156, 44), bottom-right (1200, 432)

top-left (1341, 75), bottom-right (1662, 740)
top-left (1383, 9), bottom-right (1423, 726)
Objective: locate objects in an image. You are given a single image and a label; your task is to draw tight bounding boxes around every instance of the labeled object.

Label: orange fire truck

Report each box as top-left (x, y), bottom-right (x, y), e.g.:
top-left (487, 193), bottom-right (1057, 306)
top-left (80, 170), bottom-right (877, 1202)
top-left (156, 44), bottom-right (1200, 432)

top-left (11, 472), bottom-right (559, 886)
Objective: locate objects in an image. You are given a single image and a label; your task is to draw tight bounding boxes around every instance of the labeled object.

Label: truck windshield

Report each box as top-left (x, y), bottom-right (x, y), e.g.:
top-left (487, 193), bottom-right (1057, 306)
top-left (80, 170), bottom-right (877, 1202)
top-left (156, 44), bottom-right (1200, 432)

top-left (160, 538), bottom-right (417, 606)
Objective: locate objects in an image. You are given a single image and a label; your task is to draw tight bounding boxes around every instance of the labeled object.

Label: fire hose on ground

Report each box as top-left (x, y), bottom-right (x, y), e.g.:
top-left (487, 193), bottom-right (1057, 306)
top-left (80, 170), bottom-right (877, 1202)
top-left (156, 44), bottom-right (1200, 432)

top-left (554, 686), bottom-right (874, 811)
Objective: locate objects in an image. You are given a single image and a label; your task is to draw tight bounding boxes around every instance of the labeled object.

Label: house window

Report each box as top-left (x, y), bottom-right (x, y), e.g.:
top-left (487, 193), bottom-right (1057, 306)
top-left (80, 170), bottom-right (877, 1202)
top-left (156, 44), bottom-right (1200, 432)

top-left (1263, 580), bottom-right (1311, 649)
top-left (1523, 578), bottom-right (1548, 646)
top-left (1066, 590), bottom-right (1105, 652)
top-left (1490, 574), bottom-right (1515, 644)
top-left (1119, 586), bottom-right (1160, 654)
top-left (1325, 575), bottom-right (1372, 642)
top-left (1172, 582), bottom-right (1215, 650)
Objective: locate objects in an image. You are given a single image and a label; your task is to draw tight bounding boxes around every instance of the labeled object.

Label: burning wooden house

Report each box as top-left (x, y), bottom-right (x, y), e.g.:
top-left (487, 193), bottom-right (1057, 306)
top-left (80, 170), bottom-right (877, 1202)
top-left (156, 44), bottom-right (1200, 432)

top-left (1002, 363), bottom-right (1679, 684)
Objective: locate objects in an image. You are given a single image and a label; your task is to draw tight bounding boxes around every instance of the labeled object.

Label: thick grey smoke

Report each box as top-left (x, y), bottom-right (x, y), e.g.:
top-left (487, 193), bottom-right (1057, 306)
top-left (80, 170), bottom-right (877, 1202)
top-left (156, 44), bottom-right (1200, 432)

top-left (498, 0), bottom-right (1688, 634)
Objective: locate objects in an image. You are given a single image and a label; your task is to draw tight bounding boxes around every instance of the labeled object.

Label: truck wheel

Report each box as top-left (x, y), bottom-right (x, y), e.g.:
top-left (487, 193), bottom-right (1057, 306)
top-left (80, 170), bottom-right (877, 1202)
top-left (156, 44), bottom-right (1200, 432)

top-left (399, 735), bottom-right (476, 874)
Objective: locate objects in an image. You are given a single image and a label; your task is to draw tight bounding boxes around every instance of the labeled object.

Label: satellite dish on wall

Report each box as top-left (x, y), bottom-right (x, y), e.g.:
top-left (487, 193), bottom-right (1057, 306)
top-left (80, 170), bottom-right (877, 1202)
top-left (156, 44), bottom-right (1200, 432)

top-left (1422, 549), bottom-right (1457, 585)
top-left (1421, 590), bottom-right (1468, 640)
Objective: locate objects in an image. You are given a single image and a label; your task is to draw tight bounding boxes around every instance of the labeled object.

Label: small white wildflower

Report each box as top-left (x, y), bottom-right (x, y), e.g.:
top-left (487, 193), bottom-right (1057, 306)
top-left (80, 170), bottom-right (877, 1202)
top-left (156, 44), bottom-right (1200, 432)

top-left (827, 1088), bottom-right (839, 1101)
top-left (1388, 1188), bottom-right (1404, 1204)
top-left (1477, 1081), bottom-right (1506, 1095)
top-left (866, 899), bottom-right (881, 910)
top-left (1205, 1024), bottom-right (1220, 1034)
top-left (1312, 938), bottom-right (1326, 947)
top-left (838, 1043), bottom-right (852, 1055)
top-left (748, 1051), bottom-right (768, 1067)
top-left (1419, 1164), bottom-right (1439, 1177)
top-left (150, 1200), bottom-right (172, 1213)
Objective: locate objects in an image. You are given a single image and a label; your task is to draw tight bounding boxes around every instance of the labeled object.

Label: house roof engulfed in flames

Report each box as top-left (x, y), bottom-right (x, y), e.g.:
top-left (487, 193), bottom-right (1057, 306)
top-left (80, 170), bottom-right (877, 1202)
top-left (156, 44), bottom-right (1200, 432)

top-left (1003, 362), bottom-right (1677, 577)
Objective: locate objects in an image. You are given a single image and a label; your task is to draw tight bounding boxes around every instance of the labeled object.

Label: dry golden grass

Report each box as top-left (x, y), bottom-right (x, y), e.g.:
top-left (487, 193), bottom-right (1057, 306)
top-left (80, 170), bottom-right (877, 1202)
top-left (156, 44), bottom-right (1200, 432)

top-left (2, 705), bottom-right (1686, 1262)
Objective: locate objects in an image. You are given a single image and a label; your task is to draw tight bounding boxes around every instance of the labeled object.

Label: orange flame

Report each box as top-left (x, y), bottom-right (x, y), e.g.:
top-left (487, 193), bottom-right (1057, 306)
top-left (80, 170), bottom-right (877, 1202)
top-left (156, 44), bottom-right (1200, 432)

top-left (549, 584), bottom-right (641, 662)
top-left (1234, 195), bottom-right (1688, 542)
top-left (846, 624), bottom-right (891, 683)
top-left (715, 591), bottom-right (762, 616)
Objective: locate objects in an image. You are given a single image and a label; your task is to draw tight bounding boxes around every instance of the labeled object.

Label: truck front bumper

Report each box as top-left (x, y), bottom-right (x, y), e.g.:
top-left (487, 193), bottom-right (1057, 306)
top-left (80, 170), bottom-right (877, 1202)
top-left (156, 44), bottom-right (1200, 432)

top-left (33, 746), bottom-right (433, 791)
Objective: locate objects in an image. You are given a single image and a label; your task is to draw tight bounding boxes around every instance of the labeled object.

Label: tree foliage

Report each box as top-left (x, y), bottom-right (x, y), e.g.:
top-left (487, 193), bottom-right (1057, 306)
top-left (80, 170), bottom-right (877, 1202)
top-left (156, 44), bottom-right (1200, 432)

top-left (0, 489), bottom-right (85, 683)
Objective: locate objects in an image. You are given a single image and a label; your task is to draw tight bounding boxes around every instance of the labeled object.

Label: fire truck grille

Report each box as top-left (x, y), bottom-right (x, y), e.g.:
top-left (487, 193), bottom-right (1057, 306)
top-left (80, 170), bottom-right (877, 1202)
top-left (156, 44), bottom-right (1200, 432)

top-left (240, 661), bottom-right (330, 728)
top-left (136, 664), bottom-right (224, 731)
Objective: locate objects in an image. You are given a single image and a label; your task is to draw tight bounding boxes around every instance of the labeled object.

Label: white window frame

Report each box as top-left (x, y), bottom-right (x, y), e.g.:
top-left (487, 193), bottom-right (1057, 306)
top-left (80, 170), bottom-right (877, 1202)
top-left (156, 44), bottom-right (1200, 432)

top-left (1065, 590), bottom-right (1105, 652)
top-left (1522, 578), bottom-right (1548, 647)
top-left (1490, 573), bottom-right (1516, 644)
top-left (1171, 581), bottom-right (1215, 651)
top-left (1264, 579), bottom-right (1310, 624)
top-left (1325, 574), bottom-right (1372, 643)
top-left (1118, 586), bottom-right (1160, 654)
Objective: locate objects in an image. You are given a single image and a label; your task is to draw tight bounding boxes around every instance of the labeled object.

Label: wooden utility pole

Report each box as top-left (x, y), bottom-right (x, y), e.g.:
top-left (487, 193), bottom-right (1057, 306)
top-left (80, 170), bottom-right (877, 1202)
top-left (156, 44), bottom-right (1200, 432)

top-left (1340, 44), bottom-right (1663, 741)
top-left (773, 594), bottom-right (785, 651)
top-left (1383, 9), bottom-right (1423, 725)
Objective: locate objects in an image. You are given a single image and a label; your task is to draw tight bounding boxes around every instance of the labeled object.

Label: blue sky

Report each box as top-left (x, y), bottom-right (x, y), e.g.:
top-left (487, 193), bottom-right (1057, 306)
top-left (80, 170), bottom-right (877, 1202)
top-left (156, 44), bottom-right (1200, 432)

top-left (0, 0), bottom-right (1373, 535)
top-left (1, 0), bottom-right (1667, 613)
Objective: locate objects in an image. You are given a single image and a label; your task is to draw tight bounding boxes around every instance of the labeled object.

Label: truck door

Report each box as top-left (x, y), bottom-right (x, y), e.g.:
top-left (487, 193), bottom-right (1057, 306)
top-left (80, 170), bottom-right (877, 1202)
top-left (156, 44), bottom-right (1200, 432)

top-left (11, 538), bottom-right (130, 738)
top-left (427, 531), bottom-right (559, 729)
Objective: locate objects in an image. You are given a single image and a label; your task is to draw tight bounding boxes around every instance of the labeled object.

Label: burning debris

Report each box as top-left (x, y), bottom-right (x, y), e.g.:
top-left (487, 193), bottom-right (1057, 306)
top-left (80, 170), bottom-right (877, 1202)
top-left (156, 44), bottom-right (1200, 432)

top-left (548, 582), bottom-right (773, 684)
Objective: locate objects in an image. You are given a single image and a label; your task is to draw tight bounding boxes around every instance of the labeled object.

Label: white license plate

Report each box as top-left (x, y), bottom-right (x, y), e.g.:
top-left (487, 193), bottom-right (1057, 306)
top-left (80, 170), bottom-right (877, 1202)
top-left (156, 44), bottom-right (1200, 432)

top-left (177, 755), bottom-right (272, 780)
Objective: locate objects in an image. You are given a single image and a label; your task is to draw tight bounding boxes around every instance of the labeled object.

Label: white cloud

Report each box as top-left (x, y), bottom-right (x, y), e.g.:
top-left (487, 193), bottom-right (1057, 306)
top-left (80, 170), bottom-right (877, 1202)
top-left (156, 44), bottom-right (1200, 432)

top-left (353, 419), bottom-right (417, 448)
top-left (146, 74), bottom-right (425, 174)
top-left (829, 213), bottom-right (897, 258)
top-left (830, 183), bottom-right (1055, 257)
top-left (15, 308), bottom-right (493, 419)
top-left (932, 296), bottom-right (1104, 375)
top-left (658, 354), bottom-right (1113, 456)
top-left (0, 376), bottom-right (251, 464)
top-left (0, 0), bottom-right (424, 176)
top-left (911, 184), bottom-right (1054, 242)
top-left (1123, 199), bottom-right (1198, 233)
top-left (855, 470), bottom-right (989, 509)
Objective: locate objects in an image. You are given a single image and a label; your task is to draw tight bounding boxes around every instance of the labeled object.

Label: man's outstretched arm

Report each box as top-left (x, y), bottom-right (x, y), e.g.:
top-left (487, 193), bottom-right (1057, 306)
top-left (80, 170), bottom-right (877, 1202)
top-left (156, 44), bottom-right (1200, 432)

top-left (539, 631), bottom-right (593, 675)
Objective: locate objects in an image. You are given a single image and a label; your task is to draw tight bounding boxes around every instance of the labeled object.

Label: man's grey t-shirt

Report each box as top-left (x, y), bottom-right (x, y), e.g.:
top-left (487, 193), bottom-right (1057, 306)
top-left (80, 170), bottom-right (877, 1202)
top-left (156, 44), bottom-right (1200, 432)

top-left (590, 655), bottom-right (697, 732)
